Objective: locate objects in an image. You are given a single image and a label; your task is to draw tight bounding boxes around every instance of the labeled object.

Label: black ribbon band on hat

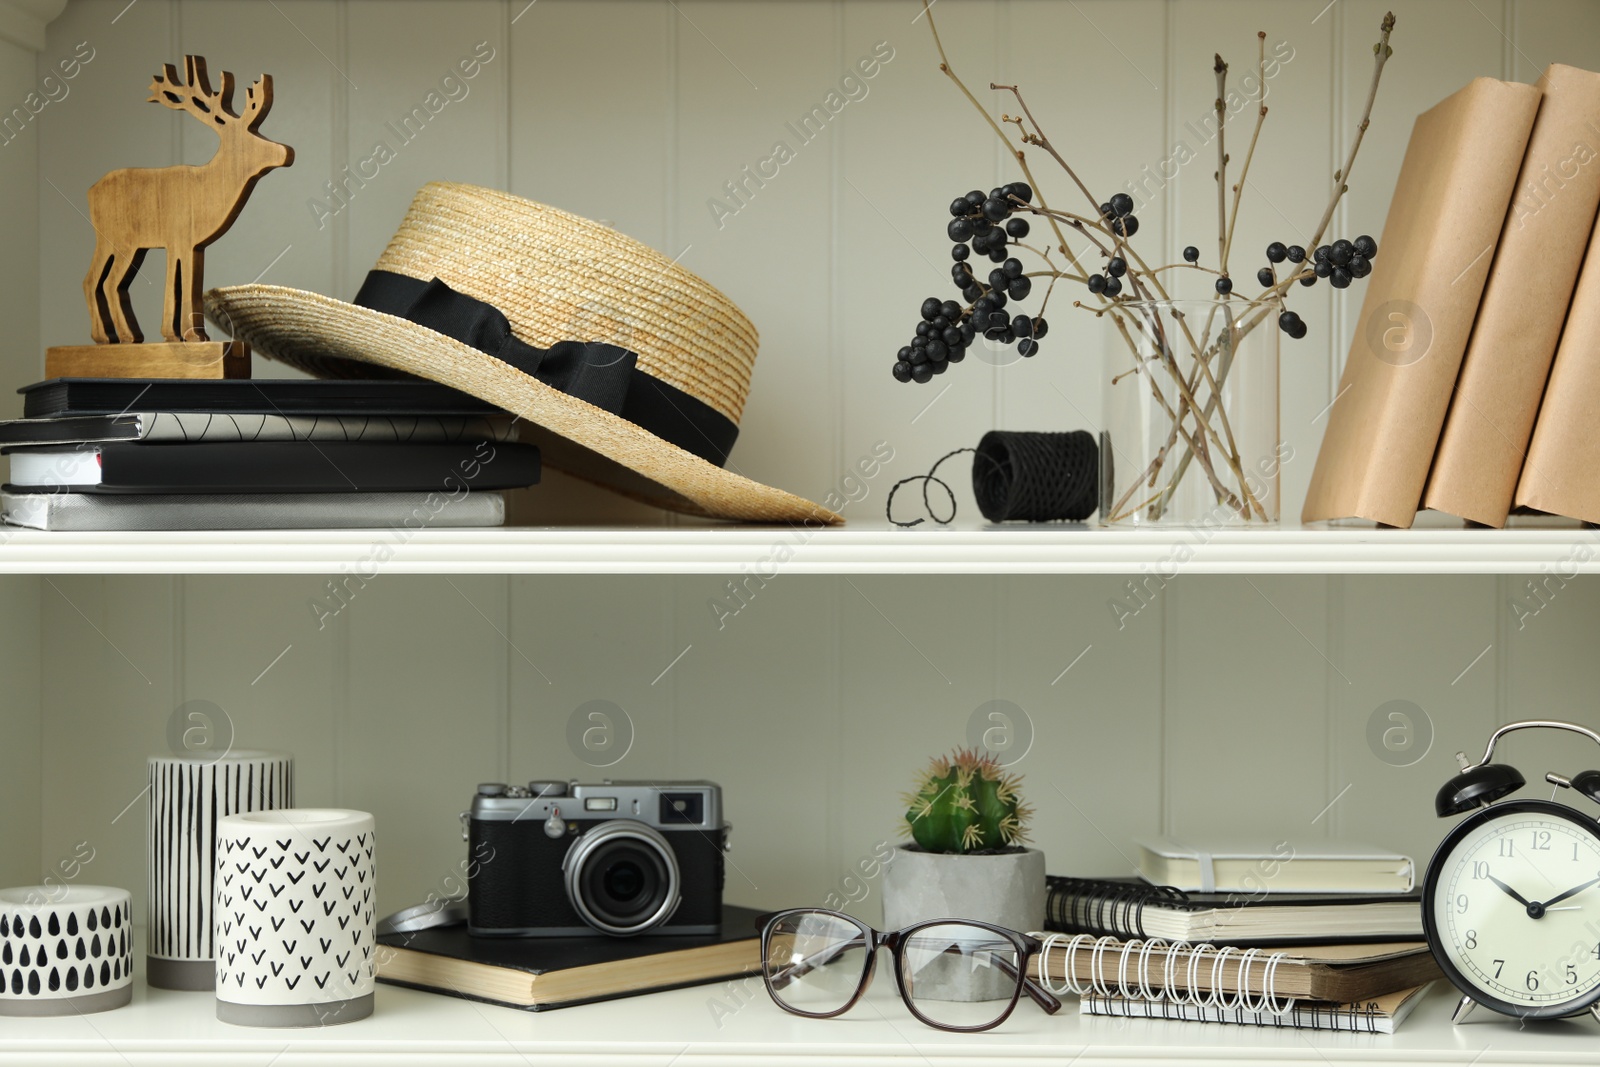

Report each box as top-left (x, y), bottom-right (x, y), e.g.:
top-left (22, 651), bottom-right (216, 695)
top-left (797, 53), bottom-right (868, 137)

top-left (353, 270), bottom-right (739, 467)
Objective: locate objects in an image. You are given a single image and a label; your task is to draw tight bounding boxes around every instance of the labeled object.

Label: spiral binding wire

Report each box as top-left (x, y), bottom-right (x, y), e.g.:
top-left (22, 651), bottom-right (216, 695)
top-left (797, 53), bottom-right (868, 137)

top-left (1037, 933), bottom-right (1293, 1017)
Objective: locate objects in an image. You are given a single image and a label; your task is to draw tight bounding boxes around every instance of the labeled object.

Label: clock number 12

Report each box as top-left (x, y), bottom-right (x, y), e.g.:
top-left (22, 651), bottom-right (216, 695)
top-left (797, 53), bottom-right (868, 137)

top-left (1530, 830), bottom-right (1552, 851)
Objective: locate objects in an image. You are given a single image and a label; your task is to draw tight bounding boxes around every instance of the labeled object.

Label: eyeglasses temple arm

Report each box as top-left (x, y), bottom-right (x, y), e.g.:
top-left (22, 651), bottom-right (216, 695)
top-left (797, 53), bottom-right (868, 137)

top-left (1003, 954), bottom-right (1063, 1014)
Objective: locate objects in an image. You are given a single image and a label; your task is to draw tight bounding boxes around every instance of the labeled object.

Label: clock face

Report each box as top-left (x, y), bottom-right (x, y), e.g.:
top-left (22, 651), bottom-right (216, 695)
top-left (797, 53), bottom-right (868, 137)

top-left (1425, 799), bottom-right (1600, 1018)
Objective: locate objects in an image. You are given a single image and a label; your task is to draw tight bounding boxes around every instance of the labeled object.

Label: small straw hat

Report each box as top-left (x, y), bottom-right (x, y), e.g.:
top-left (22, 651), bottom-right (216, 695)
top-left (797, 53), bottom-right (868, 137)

top-left (204, 182), bottom-right (841, 524)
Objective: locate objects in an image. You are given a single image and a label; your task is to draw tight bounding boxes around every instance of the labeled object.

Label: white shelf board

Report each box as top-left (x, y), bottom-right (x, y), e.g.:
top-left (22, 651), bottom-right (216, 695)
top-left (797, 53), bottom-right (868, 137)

top-left (0, 520), bottom-right (1595, 575)
top-left (4, 975), bottom-right (1598, 1066)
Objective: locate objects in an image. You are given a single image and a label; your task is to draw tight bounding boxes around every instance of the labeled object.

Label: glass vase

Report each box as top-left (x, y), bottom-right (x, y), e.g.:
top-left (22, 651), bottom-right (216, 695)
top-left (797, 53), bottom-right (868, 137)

top-left (1099, 299), bottom-right (1280, 526)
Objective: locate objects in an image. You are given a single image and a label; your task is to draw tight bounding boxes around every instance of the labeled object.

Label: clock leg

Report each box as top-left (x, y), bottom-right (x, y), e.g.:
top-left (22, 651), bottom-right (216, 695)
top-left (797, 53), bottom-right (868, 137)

top-left (1452, 995), bottom-right (1478, 1025)
top-left (1591, 1002), bottom-right (1600, 1025)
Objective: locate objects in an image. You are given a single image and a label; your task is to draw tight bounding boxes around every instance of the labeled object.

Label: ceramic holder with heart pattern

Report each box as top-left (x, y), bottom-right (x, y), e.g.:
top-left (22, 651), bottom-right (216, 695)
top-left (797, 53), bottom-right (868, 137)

top-left (0, 885), bottom-right (133, 1016)
top-left (214, 809), bottom-right (376, 1027)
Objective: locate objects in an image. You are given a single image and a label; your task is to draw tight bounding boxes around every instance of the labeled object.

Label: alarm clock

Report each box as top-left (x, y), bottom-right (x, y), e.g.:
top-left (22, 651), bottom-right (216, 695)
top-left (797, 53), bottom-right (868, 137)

top-left (1423, 719), bottom-right (1600, 1024)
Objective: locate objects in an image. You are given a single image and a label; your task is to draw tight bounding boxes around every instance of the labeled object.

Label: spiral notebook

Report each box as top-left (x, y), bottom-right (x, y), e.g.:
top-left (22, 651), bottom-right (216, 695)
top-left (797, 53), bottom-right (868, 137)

top-left (1080, 983), bottom-right (1432, 1033)
top-left (1034, 934), bottom-right (1438, 1005)
top-left (1045, 876), bottom-right (1422, 944)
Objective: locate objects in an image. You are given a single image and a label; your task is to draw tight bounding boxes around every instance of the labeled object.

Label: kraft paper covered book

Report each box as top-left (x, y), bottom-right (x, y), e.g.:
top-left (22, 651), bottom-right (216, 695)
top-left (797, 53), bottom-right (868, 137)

top-left (1302, 77), bottom-right (1541, 527)
top-left (1515, 214), bottom-right (1600, 522)
top-left (1424, 65), bottom-right (1600, 527)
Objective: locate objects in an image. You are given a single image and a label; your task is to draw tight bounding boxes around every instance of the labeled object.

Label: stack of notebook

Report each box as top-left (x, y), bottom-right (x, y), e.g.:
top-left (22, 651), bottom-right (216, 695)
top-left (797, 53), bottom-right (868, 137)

top-left (0, 378), bottom-right (540, 530)
top-left (1043, 837), bottom-right (1437, 1034)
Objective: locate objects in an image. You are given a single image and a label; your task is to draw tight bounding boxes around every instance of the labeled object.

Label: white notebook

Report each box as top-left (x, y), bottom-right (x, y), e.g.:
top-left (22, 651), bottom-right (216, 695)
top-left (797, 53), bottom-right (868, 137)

top-left (1080, 983), bottom-right (1432, 1034)
top-left (1134, 837), bottom-right (1415, 895)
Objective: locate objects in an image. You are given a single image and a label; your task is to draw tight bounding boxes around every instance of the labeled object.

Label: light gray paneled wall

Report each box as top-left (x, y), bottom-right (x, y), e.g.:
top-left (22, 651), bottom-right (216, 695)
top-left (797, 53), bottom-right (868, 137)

top-left (28, 572), bottom-right (1600, 926)
top-left (0, 25), bottom-right (45, 896)
top-left (18, 1), bottom-right (1600, 921)
top-left (34, 0), bottom-right (1600, 522)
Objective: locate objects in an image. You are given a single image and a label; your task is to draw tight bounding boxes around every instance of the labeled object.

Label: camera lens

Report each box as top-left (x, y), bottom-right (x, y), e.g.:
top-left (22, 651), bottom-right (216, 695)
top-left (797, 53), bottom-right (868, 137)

top-left (563, 820), bottom-right (681, 936)
top-left (604, 859), bottom-right (645, 902)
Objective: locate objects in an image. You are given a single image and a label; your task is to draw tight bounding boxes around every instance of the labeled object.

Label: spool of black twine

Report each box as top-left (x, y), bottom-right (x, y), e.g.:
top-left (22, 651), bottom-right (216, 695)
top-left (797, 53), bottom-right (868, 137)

top-left (886, 430), bottom-right (1099, 527)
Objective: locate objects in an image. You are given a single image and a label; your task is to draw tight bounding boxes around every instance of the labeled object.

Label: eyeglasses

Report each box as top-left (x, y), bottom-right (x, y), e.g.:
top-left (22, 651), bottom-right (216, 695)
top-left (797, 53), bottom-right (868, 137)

top-left (756, 908), bottom-right (1062, 1033)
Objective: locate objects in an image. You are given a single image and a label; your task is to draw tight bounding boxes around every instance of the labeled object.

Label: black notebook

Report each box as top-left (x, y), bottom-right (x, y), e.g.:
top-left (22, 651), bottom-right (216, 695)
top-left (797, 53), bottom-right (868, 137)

top-left (375, 904), bottom-right (763, 1011)
top-left (4, 441), bottom-right (539, 494)
top-left (1045, 876), bottom-right (1422, 945)
top-left (20, 378), bottom-right (503, 419)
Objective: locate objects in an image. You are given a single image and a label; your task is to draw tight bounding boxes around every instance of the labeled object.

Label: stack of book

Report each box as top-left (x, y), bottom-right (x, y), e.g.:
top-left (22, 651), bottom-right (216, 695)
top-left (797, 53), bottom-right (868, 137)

top-left (0, 378), bottom-right (540, 531)
top-left (1304, 63), bottom-right (1600, 528)
top-left (1042, 836), bottom-right (1437, 1034)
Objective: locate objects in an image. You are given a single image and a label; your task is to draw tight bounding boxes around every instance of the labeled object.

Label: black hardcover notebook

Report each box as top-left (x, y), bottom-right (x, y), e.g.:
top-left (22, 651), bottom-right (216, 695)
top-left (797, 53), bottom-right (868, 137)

top-left (375, 904), bottom-right (763, 1011)
top-left (21, 378), bottom-right (503, 419)
top-left (4, 441), bottom-right (539, 494)
top-left (1045, 876), bottom-right (1422, 945)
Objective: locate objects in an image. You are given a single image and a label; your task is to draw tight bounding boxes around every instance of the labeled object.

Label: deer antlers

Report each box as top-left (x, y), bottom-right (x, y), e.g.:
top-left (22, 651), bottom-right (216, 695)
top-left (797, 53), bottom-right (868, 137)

top-left (149, 55), bottom-right (273, 127)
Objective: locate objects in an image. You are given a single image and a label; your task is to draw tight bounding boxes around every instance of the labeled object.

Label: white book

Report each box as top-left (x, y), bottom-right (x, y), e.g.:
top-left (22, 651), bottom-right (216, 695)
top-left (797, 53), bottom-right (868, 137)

top-left (1134, 836), bottom-right (1415, 895)
top-left (1, 491), bottom-right (505, 531)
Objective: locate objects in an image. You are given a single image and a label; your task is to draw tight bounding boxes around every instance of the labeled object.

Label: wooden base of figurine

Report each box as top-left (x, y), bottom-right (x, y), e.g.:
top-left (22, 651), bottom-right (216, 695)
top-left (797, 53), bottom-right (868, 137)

top-left (45, 341), bottom-right (251, 380)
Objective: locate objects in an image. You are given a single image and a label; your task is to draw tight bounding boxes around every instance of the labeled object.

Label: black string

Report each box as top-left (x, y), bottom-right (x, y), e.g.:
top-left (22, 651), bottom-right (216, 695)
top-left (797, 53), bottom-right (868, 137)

top-left (886, 431), bottom-right (1099, 527)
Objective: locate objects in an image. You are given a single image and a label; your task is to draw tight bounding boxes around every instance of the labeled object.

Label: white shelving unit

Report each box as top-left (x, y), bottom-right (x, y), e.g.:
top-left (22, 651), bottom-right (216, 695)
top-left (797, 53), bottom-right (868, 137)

top-left (7, 974), bottom-right (1598, 1066)
top-left (0, 522), bottom-right (1595, 574)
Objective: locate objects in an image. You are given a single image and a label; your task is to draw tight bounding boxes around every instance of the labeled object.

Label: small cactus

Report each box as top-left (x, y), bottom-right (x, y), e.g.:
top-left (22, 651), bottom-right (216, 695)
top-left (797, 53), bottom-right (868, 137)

top-left (902, 748), bottom-right (1033, 854)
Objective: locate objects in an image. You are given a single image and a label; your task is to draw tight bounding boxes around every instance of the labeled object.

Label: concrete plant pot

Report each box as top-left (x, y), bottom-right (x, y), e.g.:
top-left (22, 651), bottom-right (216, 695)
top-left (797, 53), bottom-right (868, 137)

top-left (879, 845), bottom-right (1046, 1002)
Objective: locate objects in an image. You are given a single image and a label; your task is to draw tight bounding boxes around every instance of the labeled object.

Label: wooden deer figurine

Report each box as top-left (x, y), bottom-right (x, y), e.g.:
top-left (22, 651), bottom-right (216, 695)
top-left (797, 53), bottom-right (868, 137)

top-left (80, 56), bottom-right (292, 349)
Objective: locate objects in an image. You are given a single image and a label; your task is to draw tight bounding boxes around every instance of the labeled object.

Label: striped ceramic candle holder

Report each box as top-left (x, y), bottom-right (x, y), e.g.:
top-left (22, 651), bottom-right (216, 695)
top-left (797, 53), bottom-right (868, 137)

top-left (0, 885), bottom-right (133, 1016)
top-left (147, 750), bottom-right (293, 990)
top-left (215, 809), bottom-right (376, 1027)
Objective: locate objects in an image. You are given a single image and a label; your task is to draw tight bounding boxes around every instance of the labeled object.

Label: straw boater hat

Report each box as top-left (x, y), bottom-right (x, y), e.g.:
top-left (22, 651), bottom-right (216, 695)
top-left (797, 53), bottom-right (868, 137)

top-left (204, 182), bottom-right (841, 524)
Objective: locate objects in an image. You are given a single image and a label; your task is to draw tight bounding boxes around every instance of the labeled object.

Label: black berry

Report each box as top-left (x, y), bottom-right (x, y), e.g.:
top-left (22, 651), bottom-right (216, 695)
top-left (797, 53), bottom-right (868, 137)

top-left (989, 268), bottom-right (1009, 290)
top-left (1002, 257), bottom-right (1024, 279)
top-left (1299, 273), bottom-right (1316, 287)
top-left (1012, 314), bottom-right (1033, 337)
top-left (1314, 259), bottom-right (1333, 278)
top-left (1103, 275), bottom-right (1123, 297)
top-left (948, 218), bottom-right (974, 242)
top-left (911, 362), bottom-right (934, 384)
top-left (950, 198), bottom-right (971, 218)
top-left (1008, 276), bottom-right (1032, 300)
top-left (1107, 256), bottom-right (1127, 278)
top-left (951, 244), bottom-right (970, 262)
top-left (1330, 239), bottom-right (1354, 266)
top-left (965, 190), bottom-right (986, 208)
top-left (1348, 255), bottom-right (1371, 279)
top-left (1099, 202), bottom-right (1115, 220)
top-left (892, 361), bottom-right (912, 382)
top-left (1257, 267), bottom-right (1275, 287)
top-left (1330, 267), bottom-right (1352, 289)
top-left (1266, 242), bottom-right (1287, 264)
top-left (1032, 318), bottom-right (1049, 339)
top-left (1111, 215), bottom-right (1139, 238)
top-left (920, 298), bottom-right (942, 321)
top-left (1183, 245), bottom-right (1200, 263)
top-left (1006, 218), bottom-right (1030, 238)
top-left (1087, 274), bottom-right (1107, 294)
top-left (1354, 234), bottom-right (1378, 259)
top-left (1286, 245), bottom-right (1306, 264)
top-left (983, 198), bottom-right (1011, 222)
top-left (1018, 338), bottom-right (1039, 357)
top-left (1215, 276), bottom-right (1233, 295)
top-left (1109, 193), bottom-right (1134, 217)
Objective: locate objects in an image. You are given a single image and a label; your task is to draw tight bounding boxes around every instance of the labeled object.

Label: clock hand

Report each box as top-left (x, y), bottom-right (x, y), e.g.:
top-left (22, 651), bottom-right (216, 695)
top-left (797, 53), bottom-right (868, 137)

top-left (1540, 876), bottom-right (1600, 909)
top-left (1486, 874), bottom-right (1535, 908)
